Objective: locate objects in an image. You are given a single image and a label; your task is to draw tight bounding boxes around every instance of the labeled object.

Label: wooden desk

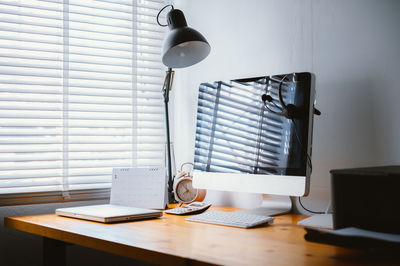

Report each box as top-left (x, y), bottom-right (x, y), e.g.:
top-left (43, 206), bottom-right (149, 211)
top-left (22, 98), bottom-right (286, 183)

top-left (4, 206), bottom-right (399, 266)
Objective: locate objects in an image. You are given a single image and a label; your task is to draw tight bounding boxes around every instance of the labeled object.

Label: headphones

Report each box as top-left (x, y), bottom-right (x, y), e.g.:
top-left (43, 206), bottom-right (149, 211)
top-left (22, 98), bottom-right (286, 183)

top-left (261, 75), bottom-right (321, 119)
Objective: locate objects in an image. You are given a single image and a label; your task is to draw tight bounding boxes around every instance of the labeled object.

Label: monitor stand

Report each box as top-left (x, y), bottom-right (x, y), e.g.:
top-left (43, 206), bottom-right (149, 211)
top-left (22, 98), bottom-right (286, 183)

top-left (236, 194), bottom-right (292, 216)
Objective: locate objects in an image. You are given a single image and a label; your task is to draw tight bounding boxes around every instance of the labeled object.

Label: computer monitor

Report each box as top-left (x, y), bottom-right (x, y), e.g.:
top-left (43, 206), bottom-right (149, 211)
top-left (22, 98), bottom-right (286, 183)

top-left (192, 72), bottom-right (316, 215)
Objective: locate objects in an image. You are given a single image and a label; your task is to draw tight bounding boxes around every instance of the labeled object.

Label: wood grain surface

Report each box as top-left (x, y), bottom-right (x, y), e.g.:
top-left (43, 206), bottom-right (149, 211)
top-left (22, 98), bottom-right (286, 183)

top-left (4, 205), bottom-right (399, 266)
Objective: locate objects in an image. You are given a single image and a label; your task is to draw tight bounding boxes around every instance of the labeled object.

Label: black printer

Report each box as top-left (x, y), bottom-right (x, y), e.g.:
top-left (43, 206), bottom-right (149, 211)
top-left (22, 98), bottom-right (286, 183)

top-left (330, 165), bottom-right (400, 234)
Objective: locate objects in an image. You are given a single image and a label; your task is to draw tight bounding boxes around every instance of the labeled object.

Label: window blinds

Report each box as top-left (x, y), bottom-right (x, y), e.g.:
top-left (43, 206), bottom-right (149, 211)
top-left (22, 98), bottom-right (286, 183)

top-left (0, 0), bottom-right (168, 205)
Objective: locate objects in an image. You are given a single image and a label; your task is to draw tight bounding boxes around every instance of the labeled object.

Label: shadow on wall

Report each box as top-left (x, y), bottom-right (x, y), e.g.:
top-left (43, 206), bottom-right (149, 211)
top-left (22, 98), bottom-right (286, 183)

top-left (302, 74), bottom-right (384, 212)
top-left (313, 75), bottom-right (379, 168)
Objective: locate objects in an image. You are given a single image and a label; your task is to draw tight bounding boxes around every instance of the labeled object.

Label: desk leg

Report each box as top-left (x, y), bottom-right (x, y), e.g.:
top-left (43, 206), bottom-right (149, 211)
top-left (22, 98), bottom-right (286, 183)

top-left (43, 237), bottom-right (67, 266)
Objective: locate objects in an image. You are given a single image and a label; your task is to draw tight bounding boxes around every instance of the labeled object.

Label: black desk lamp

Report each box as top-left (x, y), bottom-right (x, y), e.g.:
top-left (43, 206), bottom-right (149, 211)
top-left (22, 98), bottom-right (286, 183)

top-left (157, 5), bottom-right (210, 203)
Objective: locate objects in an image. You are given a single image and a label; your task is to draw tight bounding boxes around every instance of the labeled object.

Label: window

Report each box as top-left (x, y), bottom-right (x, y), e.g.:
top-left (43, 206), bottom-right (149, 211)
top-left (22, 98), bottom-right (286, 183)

top-left (0, 0), bottom-right (168, 205)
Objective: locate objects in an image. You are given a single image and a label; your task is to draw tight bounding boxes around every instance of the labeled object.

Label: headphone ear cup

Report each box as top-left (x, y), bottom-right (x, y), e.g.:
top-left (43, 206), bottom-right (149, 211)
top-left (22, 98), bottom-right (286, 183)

top-left (284, 104), bottom-right (304, 119)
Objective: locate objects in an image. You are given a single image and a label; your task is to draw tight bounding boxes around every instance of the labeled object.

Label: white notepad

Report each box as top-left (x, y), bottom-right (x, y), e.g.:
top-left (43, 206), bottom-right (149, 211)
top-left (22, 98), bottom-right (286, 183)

top-left (110, 167), bottom-right (168, 209)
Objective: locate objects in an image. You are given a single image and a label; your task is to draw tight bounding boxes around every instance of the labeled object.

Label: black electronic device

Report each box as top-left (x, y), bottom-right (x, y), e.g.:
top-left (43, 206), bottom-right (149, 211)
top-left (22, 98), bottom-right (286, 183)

top-left (330, 165), bottom-right (400, 234)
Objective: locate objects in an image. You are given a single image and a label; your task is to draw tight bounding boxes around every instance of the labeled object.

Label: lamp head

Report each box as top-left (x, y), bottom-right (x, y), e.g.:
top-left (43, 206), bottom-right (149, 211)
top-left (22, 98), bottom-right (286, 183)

top-left (161, 8), bottom-right (210, 68)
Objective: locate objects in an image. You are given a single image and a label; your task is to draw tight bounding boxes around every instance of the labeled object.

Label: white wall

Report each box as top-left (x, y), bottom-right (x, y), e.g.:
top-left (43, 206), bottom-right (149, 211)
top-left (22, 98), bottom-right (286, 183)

top-left (171, 0), bottom-right (400, 211)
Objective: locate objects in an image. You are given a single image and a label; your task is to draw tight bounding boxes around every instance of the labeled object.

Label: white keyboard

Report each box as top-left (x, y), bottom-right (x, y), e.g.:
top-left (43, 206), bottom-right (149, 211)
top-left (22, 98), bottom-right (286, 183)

top-left (186, 211), bottom-right (274, 228)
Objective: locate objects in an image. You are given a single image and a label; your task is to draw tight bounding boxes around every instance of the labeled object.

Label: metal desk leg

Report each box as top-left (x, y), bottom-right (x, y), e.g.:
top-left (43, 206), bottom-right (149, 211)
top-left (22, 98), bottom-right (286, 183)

top-left (43, 237), bottom-right (67, 266)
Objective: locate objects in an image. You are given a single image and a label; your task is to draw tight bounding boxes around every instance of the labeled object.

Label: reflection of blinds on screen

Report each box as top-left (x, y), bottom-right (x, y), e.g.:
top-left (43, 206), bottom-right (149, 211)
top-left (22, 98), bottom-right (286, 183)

top-left (194, 74), bottom-right (308, 176)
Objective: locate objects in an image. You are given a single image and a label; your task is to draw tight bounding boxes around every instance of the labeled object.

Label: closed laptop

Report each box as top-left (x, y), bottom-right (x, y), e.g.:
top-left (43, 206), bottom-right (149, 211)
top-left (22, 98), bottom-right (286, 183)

top-left (56, 204), bottom-right (162, 223)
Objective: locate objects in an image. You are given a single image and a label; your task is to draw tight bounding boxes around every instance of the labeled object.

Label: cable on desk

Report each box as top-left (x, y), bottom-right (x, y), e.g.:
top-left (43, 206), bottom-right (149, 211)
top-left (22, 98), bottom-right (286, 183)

top-left (298, 197), bottom-right (325, 214)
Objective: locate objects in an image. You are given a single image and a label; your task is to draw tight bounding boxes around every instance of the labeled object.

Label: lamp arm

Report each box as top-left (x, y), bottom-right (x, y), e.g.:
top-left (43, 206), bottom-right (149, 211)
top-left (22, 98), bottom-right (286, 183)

top-left (163, 68), bottom-right (175, 203)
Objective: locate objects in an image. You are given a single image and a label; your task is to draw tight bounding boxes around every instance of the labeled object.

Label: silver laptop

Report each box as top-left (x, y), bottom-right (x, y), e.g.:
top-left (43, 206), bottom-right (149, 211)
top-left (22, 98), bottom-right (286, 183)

top-left (56, 204), bottom-right (163, 223)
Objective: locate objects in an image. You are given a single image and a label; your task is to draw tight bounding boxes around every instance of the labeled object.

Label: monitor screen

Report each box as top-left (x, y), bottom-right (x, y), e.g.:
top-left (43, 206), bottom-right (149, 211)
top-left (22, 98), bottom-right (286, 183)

top-left (194, 72), bottom-right (313, 178)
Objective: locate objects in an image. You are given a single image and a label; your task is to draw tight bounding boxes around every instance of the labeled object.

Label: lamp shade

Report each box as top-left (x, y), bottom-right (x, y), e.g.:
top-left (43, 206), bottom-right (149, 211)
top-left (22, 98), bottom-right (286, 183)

top-left (162, 9), bottom-right (210, 68)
